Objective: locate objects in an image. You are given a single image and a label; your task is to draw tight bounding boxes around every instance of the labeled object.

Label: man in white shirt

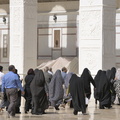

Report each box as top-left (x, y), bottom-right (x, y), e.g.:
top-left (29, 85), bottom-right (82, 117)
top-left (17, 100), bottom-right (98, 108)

top-left (0, 66), bottom-right (4, 92)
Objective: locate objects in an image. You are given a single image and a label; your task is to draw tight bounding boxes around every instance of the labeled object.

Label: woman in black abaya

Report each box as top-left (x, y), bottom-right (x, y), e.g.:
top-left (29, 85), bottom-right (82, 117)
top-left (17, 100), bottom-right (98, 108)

top-left (81, 68), bottom-right (96, 99)
top-left (98, 71), bottom-right (111, 109)
top-left (30, 69), bottom-right (48, 115)
top-left (110, 67), bottom-right (116, 104)
top-left (69, 74), bottom-right (86, 115)
top-left (24, 68), bottom-right (34, 113)
top-left (94, 70), bottom-right (102, 105)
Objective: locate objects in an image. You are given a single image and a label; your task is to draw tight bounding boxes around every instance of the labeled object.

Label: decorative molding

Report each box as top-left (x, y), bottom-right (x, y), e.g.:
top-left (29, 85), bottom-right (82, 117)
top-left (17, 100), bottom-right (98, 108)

top-left (38, 34), bottom-right (52, 36)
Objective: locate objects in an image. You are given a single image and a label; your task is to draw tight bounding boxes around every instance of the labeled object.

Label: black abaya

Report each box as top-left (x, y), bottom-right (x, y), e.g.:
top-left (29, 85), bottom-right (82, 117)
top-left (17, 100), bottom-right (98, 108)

top-left (69, 74), bottom-right (86, 114)
top-left (81, 68), bottom-right (96, 99)
top-left (24, 74), bottom-right (34, 112)
top-left (94, 70), bottom-right (102, 101)
top-left (30, 69), bottom-right (48, 114)
top-left (98, 71), bottom-right (111, 109)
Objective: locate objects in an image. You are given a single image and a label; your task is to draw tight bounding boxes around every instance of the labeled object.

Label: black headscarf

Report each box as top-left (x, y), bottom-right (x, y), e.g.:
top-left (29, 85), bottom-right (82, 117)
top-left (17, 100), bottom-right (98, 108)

top-left (30, 69), bottom-right (48, 114)
top-left (111, 67), bottom-right (116, 80)
top-left (106, 69), bottom-right (112, 82)
top-left (69, 74), bottom-right (86, 113)
top-left (30, 69), bottom-right (45, 96)
top-left (25, 69), bottom-right (35, 87)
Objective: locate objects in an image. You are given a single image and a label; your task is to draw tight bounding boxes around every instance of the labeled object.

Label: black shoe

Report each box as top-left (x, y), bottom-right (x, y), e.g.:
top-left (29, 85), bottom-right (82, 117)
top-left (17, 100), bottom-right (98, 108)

top-left (95, 99), bottom-right (97, 104)
top-left (82, 113), bottom-right (87, 115)
top-left (108, 106), bottom-right (112, 109)
top-left (86, 105), bottom-right (88, 108)
top-left (42, 111), bottom-right (46, 114)
top-left (73, 110), bottom-right (78, 115)
top-left (55, 106), bottom-right (59, 110)
top-left (99, 106), bottom-right (105, 109)
top-left (16, 112), bottom-right (21, 114)
top-left (25, 111), bottom-right (28, 114)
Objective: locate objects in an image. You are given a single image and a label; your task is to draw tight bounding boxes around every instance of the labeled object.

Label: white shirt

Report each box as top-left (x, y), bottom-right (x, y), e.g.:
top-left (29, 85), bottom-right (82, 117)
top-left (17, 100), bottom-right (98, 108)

top-left (0, 71), bottom-right (4, 85)
top-left (48, 70), bottom-right (53, 75)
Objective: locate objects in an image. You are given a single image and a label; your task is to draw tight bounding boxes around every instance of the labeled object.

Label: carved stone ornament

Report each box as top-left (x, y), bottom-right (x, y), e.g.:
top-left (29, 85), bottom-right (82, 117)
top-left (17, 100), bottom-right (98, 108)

top-left (80, 48), bottom-right (100, 71)
top-left (80, 11), bottom-right (101, 38)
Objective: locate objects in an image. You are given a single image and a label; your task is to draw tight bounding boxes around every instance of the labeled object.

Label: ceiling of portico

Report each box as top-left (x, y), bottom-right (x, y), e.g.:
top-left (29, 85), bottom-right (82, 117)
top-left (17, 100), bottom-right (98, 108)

top-left (0, 0), bottom-right (78, 4)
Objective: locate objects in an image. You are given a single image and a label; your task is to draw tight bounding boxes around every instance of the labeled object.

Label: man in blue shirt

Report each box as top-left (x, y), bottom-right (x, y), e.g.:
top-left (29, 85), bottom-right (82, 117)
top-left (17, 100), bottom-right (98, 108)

top-left (2, 65), bottom-right (24, 118)
top-left (61, 67), bottom-right (67, 80)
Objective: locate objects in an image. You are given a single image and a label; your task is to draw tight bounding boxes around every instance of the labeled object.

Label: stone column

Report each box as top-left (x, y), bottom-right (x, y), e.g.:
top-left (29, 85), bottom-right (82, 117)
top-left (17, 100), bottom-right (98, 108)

top-left (10, 0), bottom-right (37, 76)
top-left (79, 0), bottom-right (116, 75)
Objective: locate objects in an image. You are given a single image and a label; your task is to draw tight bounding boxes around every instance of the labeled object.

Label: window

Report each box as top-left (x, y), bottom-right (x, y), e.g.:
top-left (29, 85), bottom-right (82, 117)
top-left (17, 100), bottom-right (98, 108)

top-left (3, 34), bottom-right (8, 58)
top-left (53, 29), bottom-right (61, 48)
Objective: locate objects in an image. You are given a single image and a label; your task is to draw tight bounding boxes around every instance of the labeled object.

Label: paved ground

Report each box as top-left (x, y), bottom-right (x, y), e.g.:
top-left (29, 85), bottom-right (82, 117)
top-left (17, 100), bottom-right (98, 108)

top-left (0, 98), bottom-right (120, 120)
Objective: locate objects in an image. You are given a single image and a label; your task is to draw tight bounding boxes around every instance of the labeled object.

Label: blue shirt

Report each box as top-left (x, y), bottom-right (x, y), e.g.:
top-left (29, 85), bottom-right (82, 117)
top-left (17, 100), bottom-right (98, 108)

top-left (2, 71), bottom-right (24, 92)
top-left (61, 71), bottom-right (67, 80)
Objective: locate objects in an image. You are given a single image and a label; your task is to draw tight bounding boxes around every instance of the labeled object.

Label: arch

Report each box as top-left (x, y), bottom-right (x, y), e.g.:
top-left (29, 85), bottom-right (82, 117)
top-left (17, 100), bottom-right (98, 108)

top-left (0, 4), bottom-right (9, 15)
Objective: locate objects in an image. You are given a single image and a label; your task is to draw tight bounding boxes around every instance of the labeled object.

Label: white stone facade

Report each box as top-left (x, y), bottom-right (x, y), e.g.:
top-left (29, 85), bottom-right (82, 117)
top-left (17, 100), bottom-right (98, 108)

top-left (79, 0), bottom-right (116, 75)
top-left (9, 0), bottom-right (37, 76)
top-left (0, 1), bottom-right (119, 75)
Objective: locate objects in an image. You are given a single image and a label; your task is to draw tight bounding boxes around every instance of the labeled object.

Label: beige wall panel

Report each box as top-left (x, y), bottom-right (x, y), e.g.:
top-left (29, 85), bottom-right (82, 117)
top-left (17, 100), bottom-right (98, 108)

top-left (38, 36), bottom-right (52, 55)
top-left (62, 35), bottom-right (76, 56)
top-left (62, 28), bottom-right (76, 34)
top-left (38, 28), bottom-right (52, 35)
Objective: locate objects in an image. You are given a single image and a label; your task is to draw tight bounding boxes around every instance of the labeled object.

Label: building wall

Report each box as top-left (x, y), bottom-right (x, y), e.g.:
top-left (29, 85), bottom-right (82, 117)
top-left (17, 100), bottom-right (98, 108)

top-left (37, 1), bottom-right (79, 60)
top-left (0, 4), bottom-right (9, 72)
top-left (0, 2), bottom-right (120, 71)
top-left (116, 9), bottom-right (120, 68)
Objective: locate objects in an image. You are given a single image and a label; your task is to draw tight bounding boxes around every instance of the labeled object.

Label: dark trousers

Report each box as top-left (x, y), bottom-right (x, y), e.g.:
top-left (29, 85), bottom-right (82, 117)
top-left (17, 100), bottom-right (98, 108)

top-left (25, 88), bottom-right (32, 112)
top-left (6, 88), bottom-right (18, 116)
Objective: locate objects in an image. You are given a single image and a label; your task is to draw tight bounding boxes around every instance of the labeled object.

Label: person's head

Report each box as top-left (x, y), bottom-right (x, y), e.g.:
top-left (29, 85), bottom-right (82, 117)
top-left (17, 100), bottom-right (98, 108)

top-left (27, 68), bottom-right (34, 75)
top-left (0, 66), bottom-right (3, 72)
top-left (8, 65), bottom-right (15, 72)
top-left (62, 67), bottom-right (67, 73)
top-left (44, 67), bottom-right (49, 72)
top-left (14, 69), bottom-right (18, 74)
top-left (49, 68), bottom-right (53, 72)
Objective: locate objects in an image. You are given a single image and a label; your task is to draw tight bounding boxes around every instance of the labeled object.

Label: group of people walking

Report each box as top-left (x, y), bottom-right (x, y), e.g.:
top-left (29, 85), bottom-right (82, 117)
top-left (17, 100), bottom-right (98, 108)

top-left (94, 67), bottom-right (117, 109)
top-left (0, 64), bottom-right (120, 118)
